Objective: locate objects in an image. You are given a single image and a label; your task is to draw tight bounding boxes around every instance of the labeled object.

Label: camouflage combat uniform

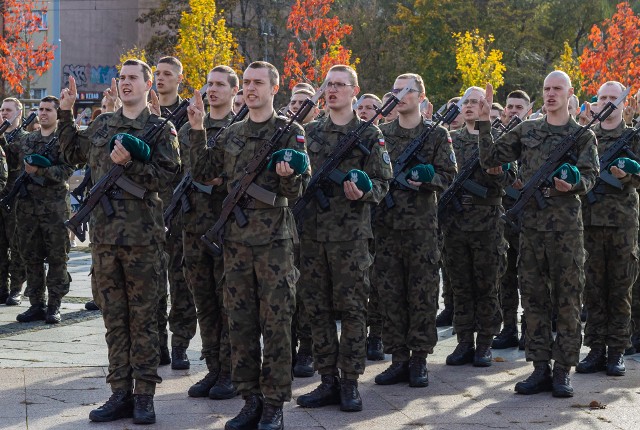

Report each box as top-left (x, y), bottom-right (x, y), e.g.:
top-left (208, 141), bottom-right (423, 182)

top-left (499, 189), bottom-right (521, 329)
top-left (580, 121), bottom-right (640, 353)
top-left (58, 107), bottom-right (180, 395)
top-left (189, 111), bottom-right (308, 406)
top-left (178, 113), bottom-right (233, 375)
top-left (478, 116), bottom-right (598, 367)
top-left (374, 119), bottom-right (456, 360)
top-left (298, 115), bottom-right (392, 379)
top-left (11, 129), bottom-right (73, 308)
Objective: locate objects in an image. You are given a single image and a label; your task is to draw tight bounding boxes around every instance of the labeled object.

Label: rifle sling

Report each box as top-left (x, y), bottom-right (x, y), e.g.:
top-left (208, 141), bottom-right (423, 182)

top-left (109, 176), bottom-right (148, 200)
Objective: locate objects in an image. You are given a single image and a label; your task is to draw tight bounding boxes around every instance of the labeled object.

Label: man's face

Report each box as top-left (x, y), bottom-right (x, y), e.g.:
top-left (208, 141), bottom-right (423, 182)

top-left (505, 97), bottom-right (529, 120)
top-left (233, 94), bottom-right (245, 113)
top-left (118, 65), bottom-right (151, 106)
top-left (206, 71), bottom-right (237, 109)
top-left (461, 89), bottom-right (483, 122)
top-left (543, 75), bottom-right (573, 114)
top-left (38, 101), bottom-right (58, 128)
top-left (154, 63), bottom-right (182, 96)
top-left (324, 70), bottom-right (358, 110)
top-left (490, 109), bottom-right (501, 123)
top-left (596, 84), bottom-right (623, 123)
top-left (449, 111), bottom-right (464, 130)
top-left (1, 101), bottom-right (20, 125)
top-left (289, 93), bottom-right (318, 124)
top-left (393, 78), bottom-right (423, 115)
top-left (242, 67), bottom-right (277, 110)
top-left (357, 99), bottom-right (380, 122)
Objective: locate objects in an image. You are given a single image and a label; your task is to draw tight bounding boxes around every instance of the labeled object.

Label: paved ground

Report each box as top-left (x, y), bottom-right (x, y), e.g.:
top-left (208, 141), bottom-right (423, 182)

top-left (1, 249), bottom-right (639, 429)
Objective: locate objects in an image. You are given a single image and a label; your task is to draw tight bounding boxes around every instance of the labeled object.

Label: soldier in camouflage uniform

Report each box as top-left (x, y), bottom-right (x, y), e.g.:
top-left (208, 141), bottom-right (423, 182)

top-left (479, 71), bottom-right (599, 397)
top-left (11, 96), bottom-right (73, 324)
top-left (153, 56), bottom-right (196, 369)
top-left (442, 86), bottom-right (514, 368)
top-left (296, 65), bottom-right (392, 413)
top-left (188, 61), bottom-right (308, 430)
top-left (0, 98), bottom-right (27, 306)
top-left (576, 81), bottom-right (640, 377)
top-left (59, 60), bottom-right (181, 424)
top-left (373, 73), bottom-right (456, 387)
top-left (180, 65), bottom-right (237, 400)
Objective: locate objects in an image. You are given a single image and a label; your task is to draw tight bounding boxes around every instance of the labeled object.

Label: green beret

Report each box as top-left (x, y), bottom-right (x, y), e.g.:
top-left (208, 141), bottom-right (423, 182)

top-left (343, 169), bottom-right (372, 193)
top-left (109, 133), bottom-right (151, 162)
top-left (405, 164), bottom-right (435, 183)
top-left (268, 148), bottom-right (309, 174)
top-left (610, 157), bottom-right (640, 175)
top-left (552, 163), bottom-right (580, 185)
top-left (502, 163), bottom-right (510, 172)
top-left (24, 154), bottom-right (51, 168)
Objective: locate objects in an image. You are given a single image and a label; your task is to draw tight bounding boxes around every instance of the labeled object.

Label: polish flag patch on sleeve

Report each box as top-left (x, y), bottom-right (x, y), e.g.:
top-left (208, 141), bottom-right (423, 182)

top-left (296, 135), bottom-right (305, 143)
top-left (170, 127), bottom-right (177, 136)
top-left (447, 135), bottom-right (452, 143)
top-left (378, 138), bottom-right (385, 146)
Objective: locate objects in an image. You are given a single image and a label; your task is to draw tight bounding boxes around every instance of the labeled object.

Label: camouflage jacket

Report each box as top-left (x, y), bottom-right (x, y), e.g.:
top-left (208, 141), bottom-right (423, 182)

top-left (0, 145), bottom-right (7, 194)
top-left (478, 116), bottom-right (599, 231)
top-left (189, 111), bottom-right (309, 246)
top-left (300, 114), bottom-right (393, 242)
top-left (1, 128), bottom-right (28, 198)
top-left (375, 118), bottom-right (457, 231)
top-left (445, 126), bottom-right (517, 232)
top-left (581, 121), bottom-right (640, 228)
top-left (178, 112), bottom-right (233, 235)
top-left (58, 108), bottom-right (181, 246)
top-left (161, 95), bottom-right (188, 131)
top-left (9, 129), bottom-right (74, 215)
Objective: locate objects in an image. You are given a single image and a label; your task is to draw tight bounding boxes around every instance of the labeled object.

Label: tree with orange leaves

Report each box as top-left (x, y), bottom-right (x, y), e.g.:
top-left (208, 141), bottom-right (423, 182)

top-left (0, 0), bottom-right (56, 96)
top-left (580, 1), bottom-right (640, 96)
top-left (283, 0), bottom-right (358, 89)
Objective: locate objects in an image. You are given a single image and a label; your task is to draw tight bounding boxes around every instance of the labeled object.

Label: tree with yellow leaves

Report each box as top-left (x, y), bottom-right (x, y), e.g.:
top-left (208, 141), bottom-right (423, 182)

top-left (554, 41), bottom-right (584, 98)
top-left (176, 0), bottom-right (243, 95)
top-left (453, 29), bottom-right (505, 93)
top-left (118, 46), bottom-right (150, 70)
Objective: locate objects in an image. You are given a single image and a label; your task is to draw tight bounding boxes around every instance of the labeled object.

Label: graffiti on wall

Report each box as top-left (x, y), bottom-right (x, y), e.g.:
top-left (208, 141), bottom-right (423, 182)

top-left (63, 64), bottom-right (118, 88)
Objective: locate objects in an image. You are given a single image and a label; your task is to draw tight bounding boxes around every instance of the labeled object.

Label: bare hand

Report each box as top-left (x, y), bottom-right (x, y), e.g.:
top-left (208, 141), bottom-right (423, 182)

top-left (103, 78), bottom-right (119, 112)
top-left (422, 101), bottom-right (433, 121)
top-left (553, 177), bottom-right (573, 192)
top-left (512, 178), bottom-right (523, 190)
top-left (624, 97), bottom-right (637, 125)
top-left (610, 165), bottom-right (627, 179)
top-left (24, 162), bottom-right (38, 174)
top-left (110, 140), bottom-right (132, 165)
top-left (407, 179), bottom-right (423, 187)
top-left (60, 76), bottom-right (77, 111)
top-left (275, 161), bottom-right (294, 177)
top-left (148, 90), bottom-right (161, 116)
top-left (486, 166), bottom-right (502, 175)
top-left (188, 89), bottom-right (206, 130)
top-left (204, 177), bottom-right (224, 186)
top-left (578, 102), bottom-right (591, 125)
top-left (478, 83), bottom-right (493, 122)
top-left (344, 180), bottom-right (364, 200)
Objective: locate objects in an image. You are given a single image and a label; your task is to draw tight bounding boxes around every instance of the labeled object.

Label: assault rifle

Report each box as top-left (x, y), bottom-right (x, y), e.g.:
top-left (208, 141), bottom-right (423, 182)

top-left (65, 99), bottom-right (193, 242)
top-left (0, 135), bottom-right (59, 212)
top-left (384, 91), bottom-right (471, 209)
top-left (71, 166), bottom-right (92, 205)
top-left (1, 112), bottom-right (37, 142)
top-left (503, 87), bottom-right (630, 231)
top-left (292, 86), bottom-right (412, 222)
top-left (201, 83), bottom-right (328, 256)
top-left (163, 104), bottom-right (249, 231)
top-left (585, 122), bottom-right (640, 204)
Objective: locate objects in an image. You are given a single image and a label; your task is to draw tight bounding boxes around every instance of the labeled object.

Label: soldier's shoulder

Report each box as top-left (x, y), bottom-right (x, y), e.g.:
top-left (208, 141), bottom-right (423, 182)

top-left (378, 120), bottom-right (396, 134)
top-left (304, 117), bottom-right (325, 132)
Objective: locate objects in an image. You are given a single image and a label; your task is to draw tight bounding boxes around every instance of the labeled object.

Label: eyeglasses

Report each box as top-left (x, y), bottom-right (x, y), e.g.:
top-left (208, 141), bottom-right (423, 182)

top-left (390, 88), bottom-right (420, 94)
top-left (326, 82), bottom-right (354, 90)
top-left (462, 98), bottom-right (481, 106)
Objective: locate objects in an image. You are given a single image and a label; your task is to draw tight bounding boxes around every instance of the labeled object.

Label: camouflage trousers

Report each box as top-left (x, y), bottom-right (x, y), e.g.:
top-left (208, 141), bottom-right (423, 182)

top-left (183, 231), bottom-right (230, 372)
top-left (367, 237), bottom-right (383, 338)
top-left (92, 244), bottom-right (163, 395)
top-left (15, 206), bottom-right (70, 306)
top-left (500, 227), bottom-right (520, 328)
top-left (293, 242), bottom-right (312, 352)
top-left (440, 245), bottom-right (453, 309)
top-left (583, 226), bottom-right (638, 352)
top-left (223, 239), bottom-right (296, 406)
top-left (299, 239), bottom-right (372, 378)
top-left (519, 228), bottom-right (585, 366)
top-left (444, 228), bottom-right (505, 345)
top-left (0, 206), bottom-right (25, 294)
top-left (373, 228), bottom-right (440, 360)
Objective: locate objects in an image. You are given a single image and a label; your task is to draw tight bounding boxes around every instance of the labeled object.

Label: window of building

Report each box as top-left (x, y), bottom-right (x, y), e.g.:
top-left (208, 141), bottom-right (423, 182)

top-left (30, 88), bottom-right (46, 99)
top-left (34, 11), bottom-right (48, 30)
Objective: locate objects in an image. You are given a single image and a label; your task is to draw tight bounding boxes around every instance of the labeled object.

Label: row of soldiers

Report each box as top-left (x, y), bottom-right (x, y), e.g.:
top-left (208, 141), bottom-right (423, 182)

top-left (1, 56), bottom-right (639, 430)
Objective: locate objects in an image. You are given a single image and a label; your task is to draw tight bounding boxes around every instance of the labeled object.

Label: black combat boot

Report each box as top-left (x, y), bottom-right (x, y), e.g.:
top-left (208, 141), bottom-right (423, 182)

top-left (606, 352), bottom-right (625, 376)
top-left (171, 346), bottom-right (190, 370)
top-left (446, 342), bottom-right (475, 365)
top-left (89, 390), bottom-right (134, 422)
top-left (209, 371), bottom-right (238, 399)
top-left (258, 402), bottom-right (284, 430)
top-left (552, 363), bottom-right (574, 398)
top-left (16, 304), bottom-right (46, 322)
top-left (293, 350), bottom-right (315, 377)
top-left (374, 361), bottom-right (409, 385)
top-left (339, 378), bottom-right (362, 412)
top-left (435, 306), bottom-right (454, 327)
top-left (515, 361), bottom-right (553, 394)
top-left (6, 290), bottom-right (22, 306)
top-left (225, 394), bottom-right (263, 430)
top-left (473, 344), bottom-right (492, 367)
top-left (491, 326), bottom-right (519, 349)
top-left (297, 374), bottom-right (340, 408)
top-left (366, 335), bottom-right (385, 361)
top-left (85, 300), bottom-right (99, 311)
top-left (188, 369), bottom-right (219, 397)
top-left (132, 394), bottom-right (156, 424)
top-left (45, 305), bottom-right (61, 324)
top-left (408, 356), bottom-right (428, 387)
top-left (575, 346), bottom-right (606, 374)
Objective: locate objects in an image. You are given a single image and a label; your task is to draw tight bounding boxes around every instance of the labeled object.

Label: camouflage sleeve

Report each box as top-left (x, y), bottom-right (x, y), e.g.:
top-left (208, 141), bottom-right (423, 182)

top-left (564, 130), bottom-right (599, 195)
top-left (189, 128), bottom-right (224, 183)
top-left (619, 134), bottom-right (640, 189)
top-left (478, 157), bottom-right (517, 188)
top-left (477, 120), bottom-right (522, 168)
top-left (361, 126), bottom-right (392, 204)
top-left (0, 148), bottom-right (7, 192)
top-left (57, 110), bottom-right (90, 166)
top-left (36, 161), bottom-right (74, 184)
top-left (126, 125), bottom-right (181, 193)
top-left (177, 122), bottom-right (192, 172)
top-left (278, 124), bottom-right (310, 199)
top-left (424, 127), bottom-right (456, 192)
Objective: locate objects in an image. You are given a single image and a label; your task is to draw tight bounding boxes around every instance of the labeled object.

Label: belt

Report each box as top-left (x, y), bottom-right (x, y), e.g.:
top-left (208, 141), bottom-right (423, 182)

top-left (109, 190), bottom-right (158, 200)
top-left (460, 194), bottom-right (502, 205)
top-left (243, 196), bottom-right (289, 209)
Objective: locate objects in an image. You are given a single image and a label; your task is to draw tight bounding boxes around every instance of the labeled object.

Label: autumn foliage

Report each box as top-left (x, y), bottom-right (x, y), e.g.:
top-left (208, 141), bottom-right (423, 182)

top-left (453, 29), bottom-right (505, 93)
top-left (283, 0), bottom-right (358, 89)
top-left (0, 0), bottom-right (56, 95)
top-left (580, 2), bottom-right (640, 96)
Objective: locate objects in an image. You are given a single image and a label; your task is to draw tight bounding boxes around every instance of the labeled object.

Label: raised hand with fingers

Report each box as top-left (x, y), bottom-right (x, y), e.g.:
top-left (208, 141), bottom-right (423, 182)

top-left (60, 76), bottom-right (77, 111)
top-left (478, 83), bottom-right (493, 122)
top-left (103, 78), bottom-right (119, 112)
top-left (187, 89), bottom-right (206, 130)
top-left (423, 101), bottom-right (434, 121)
top-left (623, 97), bottom-right (637, 125)
top-left (148, 90), bottom-right (161, 116)
top-left (578, 102), bottom-right (592, 126)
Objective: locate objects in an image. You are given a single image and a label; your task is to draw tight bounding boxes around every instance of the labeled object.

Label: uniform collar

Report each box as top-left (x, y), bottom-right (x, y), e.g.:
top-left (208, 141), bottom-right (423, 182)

top-left (107, 107), bottom-right (151, 130)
